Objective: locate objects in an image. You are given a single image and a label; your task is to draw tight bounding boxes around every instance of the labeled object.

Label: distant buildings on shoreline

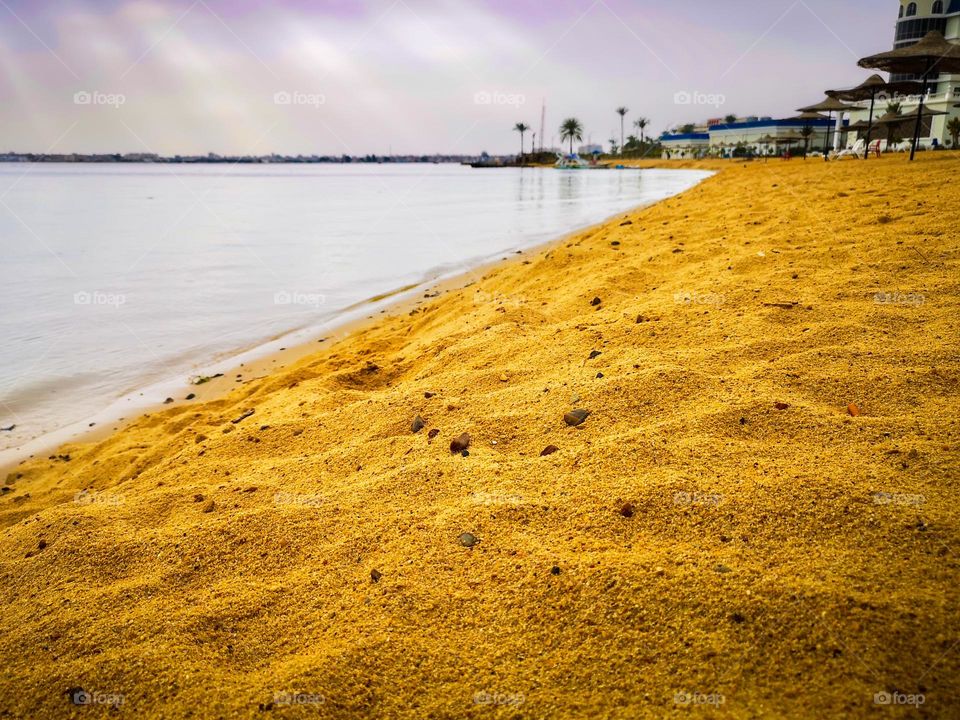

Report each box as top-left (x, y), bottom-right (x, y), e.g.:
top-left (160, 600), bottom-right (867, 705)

top-left (0, 152), bottom-right (481, 164)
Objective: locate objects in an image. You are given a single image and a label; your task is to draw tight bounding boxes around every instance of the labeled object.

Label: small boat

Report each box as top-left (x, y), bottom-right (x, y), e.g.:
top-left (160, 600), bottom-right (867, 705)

top-left (470, 152), bottom-right (508, 168)
top-left (554, 152), bottom-right (608, 169)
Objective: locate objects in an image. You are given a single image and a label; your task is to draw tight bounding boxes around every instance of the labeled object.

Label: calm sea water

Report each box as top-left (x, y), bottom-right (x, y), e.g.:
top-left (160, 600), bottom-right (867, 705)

top-left (0, 163), bottom-right (710, 458)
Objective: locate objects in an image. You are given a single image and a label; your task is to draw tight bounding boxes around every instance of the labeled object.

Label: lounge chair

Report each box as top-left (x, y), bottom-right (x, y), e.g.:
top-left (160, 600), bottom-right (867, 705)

top-left (832, 139), bottom-right (866, 160)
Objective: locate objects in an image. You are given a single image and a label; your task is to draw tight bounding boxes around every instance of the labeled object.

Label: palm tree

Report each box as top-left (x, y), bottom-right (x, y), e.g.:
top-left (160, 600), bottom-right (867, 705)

top-left (513, 122), bottom-right (530, 160)
top-left (800, 124), bottom-right (814, 156)
top-left (633, 117), bottom-right (649, 144)
top-left (948, 117), bottom-right (960, 148)
top-left (560, 117), bottom-right (584, 155)
top-left (616, 107), bottom-right (628, 154)
top-left (884, 102), bottom-right (904, 148)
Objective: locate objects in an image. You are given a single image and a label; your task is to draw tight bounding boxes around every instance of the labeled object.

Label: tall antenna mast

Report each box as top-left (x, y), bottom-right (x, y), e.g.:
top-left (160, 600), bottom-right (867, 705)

top-left (539, 99), bottom-right (546, 152)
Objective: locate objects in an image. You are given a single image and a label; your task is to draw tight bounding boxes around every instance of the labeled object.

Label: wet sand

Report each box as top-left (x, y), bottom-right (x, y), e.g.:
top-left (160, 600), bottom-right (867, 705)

top-left (1, 154), bottom-right (958, 718)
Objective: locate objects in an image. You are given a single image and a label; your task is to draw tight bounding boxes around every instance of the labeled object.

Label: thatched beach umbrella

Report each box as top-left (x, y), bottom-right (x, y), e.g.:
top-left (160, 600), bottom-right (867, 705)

top-left (859, 31), bottom-right (960, 160)
top-left (756, 134), bottom-right (777, 153)
top-left (871, 110), bottom-right (907, 146)
top-left (873, 108), bottom-right (947, 148)
top-left (798, 97), bottom-right (853, 153)
top-left (826, 75), bottom-right (923, 161)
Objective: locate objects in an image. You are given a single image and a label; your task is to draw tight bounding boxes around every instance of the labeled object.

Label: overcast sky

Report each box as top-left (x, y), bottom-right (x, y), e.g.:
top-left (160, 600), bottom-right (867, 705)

top-left (0, 0), bottom-right (896, 155)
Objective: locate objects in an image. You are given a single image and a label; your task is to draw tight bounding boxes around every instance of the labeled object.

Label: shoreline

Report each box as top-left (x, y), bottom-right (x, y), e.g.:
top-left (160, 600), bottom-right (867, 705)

top-left (0, 167), bottom-right (713, 474)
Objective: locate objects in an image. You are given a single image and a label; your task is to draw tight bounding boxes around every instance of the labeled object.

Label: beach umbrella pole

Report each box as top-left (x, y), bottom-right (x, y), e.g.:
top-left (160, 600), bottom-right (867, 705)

top-left (910, 60), bottom-right (932, 161)
top-left (864, 91), bottom-right (876, 161)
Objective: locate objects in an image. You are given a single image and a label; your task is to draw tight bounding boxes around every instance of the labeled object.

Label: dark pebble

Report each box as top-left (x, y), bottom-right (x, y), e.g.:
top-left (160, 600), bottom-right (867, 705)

top-left (459, 532), bottom-right (478, 547)
top-left (185, 393), bottom-right (196, 400)
top-left (596, 372), bottom-right (604, 379)
top-left (564, 409), bottom-right (591, 427)
top-left (590, 297), bottom-right (602, 306)
top-left (550, 565), bottom-right (561, 575)
top-left (450, 433), bottom-right (471, 453)
top-left (619, 220), bottom-right (632, 226)
top-left (424, 392), bottom-right (435, 398)
top-left (540, 445), bottom-right (559, 456)
top-left (411, 415), bottom-right (425, 433)
top-left (461, 449), bottom-right (469, 457)
top-left (619, 503), bottom-right (634, 518)
top-left (427, 428), bottom-right (440, 439)
top-left (774, 402), bottom-right (789, 410)
top-left (370, 569), bottom-right (383, 583)
top-left (731, 612), bottom-right (746, 623)
top-left (589, 350), bottom-right (602, 360)
top-left (38, 540), bottom-right (47, 550)
top-left (163, 398), bottom-right (174, 404)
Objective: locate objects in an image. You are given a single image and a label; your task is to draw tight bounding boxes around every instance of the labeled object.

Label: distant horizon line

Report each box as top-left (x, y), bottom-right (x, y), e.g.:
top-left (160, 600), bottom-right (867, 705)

top-left (0, 150), bottom-right (568, 164)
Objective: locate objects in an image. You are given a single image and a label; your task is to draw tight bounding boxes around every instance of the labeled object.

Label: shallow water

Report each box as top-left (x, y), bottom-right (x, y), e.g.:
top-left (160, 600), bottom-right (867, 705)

top-left (0, 162), bottom-right (710, 453)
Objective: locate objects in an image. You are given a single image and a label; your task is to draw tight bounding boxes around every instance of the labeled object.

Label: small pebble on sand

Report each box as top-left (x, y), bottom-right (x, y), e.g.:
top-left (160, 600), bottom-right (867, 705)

top-left (411, 415), bottom-right (425, 433)
top-left (459, 532), bottom-right (478, 547)
top-left (564, 409), bottom-right (591, 427)
top-left (370, 569), bottom-right (382, 583)
top-left (450, 433), bottom-right (471, 453)
top-left (541, 445), bottom-right (559, 456)
top-left (202, 500), bottom-right (216, 513)
top-left (847, 403), bottom-right (861, 417)
top-left (590, 297), bottom-right (602, 306)
top-left (619, 503), bottom-right (634, 518)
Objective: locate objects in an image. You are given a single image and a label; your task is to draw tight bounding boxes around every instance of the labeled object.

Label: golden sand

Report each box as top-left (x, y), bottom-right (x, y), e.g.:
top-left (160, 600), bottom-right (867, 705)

top-left (2, 155), bottom-right (958, 718)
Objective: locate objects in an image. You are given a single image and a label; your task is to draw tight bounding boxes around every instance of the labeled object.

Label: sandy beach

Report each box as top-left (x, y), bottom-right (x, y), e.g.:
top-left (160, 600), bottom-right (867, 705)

top-left (1, 155), bottom-right (958, 718)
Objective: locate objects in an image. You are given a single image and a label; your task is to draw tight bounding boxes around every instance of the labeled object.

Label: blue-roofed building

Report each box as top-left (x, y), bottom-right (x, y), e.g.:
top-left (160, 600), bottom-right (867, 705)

top-left (659, 117), bottom-right (837, 158)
